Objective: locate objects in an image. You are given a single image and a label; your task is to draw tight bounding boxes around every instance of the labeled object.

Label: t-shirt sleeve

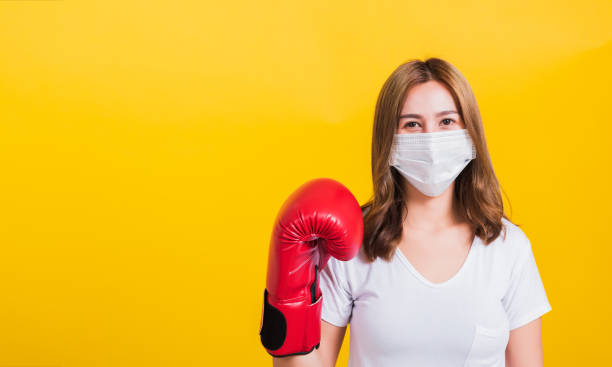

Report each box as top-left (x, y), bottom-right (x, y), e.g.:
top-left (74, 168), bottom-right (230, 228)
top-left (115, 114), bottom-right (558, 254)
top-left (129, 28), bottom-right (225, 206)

top-left (319, 256), bottom-right (354, 327)
top-left (501, 232), bottom-right (552, 330)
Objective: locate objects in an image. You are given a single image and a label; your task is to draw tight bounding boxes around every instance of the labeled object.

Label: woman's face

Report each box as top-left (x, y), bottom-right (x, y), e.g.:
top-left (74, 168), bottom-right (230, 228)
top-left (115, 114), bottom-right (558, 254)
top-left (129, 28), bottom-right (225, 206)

top-left (397, 80), bottom-right (466, 134)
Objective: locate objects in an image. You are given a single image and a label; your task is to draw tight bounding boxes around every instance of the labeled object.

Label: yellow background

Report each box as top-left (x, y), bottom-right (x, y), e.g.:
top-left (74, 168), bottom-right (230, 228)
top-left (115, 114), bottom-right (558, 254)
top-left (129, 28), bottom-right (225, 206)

top-left (0, 1), bottom-right (610, 366)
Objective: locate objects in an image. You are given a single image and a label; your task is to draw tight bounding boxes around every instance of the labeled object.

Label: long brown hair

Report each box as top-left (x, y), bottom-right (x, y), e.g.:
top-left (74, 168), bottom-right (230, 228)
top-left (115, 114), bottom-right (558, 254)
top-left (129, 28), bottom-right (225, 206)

top-left (361, 57), bottom-right (515, 263)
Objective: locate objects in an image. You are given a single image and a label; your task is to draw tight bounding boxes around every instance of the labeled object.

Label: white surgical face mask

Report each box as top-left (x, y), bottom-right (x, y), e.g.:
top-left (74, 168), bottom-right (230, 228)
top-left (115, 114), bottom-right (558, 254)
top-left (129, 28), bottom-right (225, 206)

top-left (389, 129), bottom-right (476, 197)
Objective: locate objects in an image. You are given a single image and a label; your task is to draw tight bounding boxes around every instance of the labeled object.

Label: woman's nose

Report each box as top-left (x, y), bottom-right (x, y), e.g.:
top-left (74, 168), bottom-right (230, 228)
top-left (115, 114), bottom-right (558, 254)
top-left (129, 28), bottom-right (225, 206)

top-left (422, 121), bottom-right (438, 133)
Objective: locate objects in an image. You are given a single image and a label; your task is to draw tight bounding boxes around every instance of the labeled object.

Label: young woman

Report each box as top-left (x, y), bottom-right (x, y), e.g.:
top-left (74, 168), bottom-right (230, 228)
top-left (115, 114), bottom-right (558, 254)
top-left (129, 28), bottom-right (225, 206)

top-left (268, 58), bottom-right (552, 366)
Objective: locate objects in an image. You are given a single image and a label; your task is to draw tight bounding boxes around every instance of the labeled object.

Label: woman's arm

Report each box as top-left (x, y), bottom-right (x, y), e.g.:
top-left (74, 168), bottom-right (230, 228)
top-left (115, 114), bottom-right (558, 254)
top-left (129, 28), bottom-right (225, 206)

top-left (505, 317), bottom-right (544, 367)
top-left (319, 320), bottom-right (347, 367)
top-left (272, 348), bottom-right (322, 367)
top-left (273, 320), bottom-right (347, 367)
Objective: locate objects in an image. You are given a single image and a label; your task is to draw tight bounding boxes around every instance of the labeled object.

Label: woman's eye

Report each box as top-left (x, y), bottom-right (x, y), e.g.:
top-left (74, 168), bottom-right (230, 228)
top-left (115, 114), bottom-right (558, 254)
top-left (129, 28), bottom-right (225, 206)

top-left (404, 121), bottom-right (419, 128)
top-left (441, 119), bottom-right (454, 126)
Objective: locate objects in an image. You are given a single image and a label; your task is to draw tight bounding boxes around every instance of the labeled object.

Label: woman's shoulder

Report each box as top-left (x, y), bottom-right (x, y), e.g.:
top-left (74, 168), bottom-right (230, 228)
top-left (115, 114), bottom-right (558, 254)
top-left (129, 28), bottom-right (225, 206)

top-left (325, 243), bottom-right (377, 272)
top-left (324, 242), bottom-right (383, 284)
top-left (484, 217), bottom-right (533, 261)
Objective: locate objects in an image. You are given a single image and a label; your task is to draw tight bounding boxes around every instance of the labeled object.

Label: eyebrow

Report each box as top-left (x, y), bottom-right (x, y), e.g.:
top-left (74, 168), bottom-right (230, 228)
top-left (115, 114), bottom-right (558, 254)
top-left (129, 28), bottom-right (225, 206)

top-left (399, 110), bottom-right (458, 119)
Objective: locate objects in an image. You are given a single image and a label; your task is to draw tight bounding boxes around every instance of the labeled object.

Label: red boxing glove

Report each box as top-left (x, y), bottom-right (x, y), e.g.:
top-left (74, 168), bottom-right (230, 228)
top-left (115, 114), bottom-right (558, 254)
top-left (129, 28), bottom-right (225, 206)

top-left (259, 178), bottom-right (363, 357)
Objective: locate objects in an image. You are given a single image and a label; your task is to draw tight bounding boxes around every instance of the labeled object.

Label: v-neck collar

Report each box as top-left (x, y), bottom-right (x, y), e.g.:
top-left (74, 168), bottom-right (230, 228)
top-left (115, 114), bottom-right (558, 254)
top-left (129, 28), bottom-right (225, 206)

top-left (395, 233), bottom-right (479, 288)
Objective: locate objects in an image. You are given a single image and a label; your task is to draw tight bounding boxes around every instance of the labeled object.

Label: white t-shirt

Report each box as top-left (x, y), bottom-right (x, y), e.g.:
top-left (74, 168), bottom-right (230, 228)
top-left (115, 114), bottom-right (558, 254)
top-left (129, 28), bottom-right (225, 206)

top-left (319, 217), bottom-right (552, 367)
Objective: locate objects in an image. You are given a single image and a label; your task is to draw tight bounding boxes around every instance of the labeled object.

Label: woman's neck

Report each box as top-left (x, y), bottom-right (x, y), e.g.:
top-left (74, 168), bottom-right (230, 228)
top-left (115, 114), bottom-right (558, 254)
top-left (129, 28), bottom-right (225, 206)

top-left (402, 181), bottom-right (463, 232)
